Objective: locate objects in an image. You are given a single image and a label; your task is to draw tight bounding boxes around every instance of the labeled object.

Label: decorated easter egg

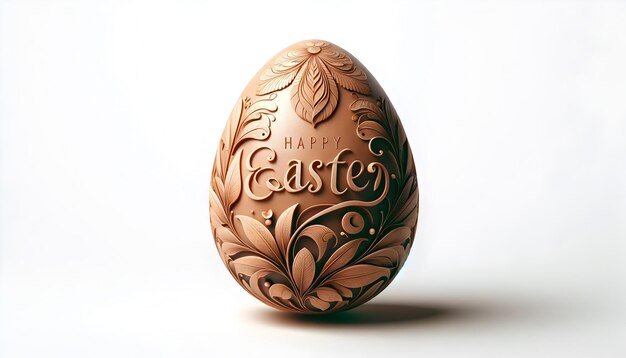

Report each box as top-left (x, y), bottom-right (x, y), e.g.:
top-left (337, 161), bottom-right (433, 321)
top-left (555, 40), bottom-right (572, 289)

top-left (210, 40), bottom-right (418, 314)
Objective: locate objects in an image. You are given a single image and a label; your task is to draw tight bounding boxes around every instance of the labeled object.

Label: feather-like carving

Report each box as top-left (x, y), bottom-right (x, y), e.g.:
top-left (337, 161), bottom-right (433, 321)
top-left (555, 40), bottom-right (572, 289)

top-left (320, 49), bottom-right (370, 94)
top-left (257, 49), bottom-right (308, 95)
top-left (291, 58), bottom-right (339, 126)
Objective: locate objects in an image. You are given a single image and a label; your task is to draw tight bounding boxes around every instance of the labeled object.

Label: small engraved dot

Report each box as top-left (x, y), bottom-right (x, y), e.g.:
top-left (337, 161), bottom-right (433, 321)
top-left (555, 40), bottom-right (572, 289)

top-left (250, 210), bottom-right (255, 214)
top-left (264, 219), bottom-right (272, 226)
top-left (369, 228), bottom-right (376, 235)
top-left (391, 174), bottom-right (396, 179)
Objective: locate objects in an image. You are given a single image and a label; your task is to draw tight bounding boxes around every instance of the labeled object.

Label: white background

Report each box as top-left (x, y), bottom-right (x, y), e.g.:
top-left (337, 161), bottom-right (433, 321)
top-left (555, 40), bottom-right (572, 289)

top-left (1, 0), bottom-right (625, 357)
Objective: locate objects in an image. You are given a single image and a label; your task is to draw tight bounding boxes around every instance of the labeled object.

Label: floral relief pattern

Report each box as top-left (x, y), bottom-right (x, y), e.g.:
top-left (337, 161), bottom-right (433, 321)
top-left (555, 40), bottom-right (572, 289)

top-left (210, 90), bottom-right (418, 313)
top-left (256, 41), bottom-right (371, 127)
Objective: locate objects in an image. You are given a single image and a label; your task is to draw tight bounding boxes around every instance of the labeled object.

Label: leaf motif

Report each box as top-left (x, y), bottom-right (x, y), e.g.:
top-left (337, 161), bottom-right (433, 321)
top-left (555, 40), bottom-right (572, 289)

top-left (393, 179), bottom-right (413, 212)
top-left (257, 49), bottom-right (308, 95)
top-left (320, 239), bottom-right (365, 277)
top-left (232, 256), bottom-right (278, 276)
top-left (249, 269), bottom-right (270, 294)
top-left (394, 185), bottom-right (418, 224)
top-left (214, 177), bottom-right (226, 203)
top-left (213, 151), bottom-right (224, 183)
top-left (405, 149), bottom-right (415, 180)
top-left (236, 215), bottom-right (281, 262)
top-left (291, 58), bottom-right (339, 127)
top-left (275, 204), bottom-right (298, 257)
top-left (360, 247), bottom-right (402, 267)
top-left (332, 300), bottom-right (349, 312)
top-left (328, 66), bottom-right (370, 95)
top-left (371, 226), bottom-right (411, 252)
top-left (329, 283), bottom-right (353, 298)
top-left (217, 246), bottom-right (232, 269)
top-left (313, 287), bottom-right (342, 302)
top-left (269, 283), bottom-right (294, 300)
top-left (357, 120), bottom-right (387, 141)
top-left (215, 226), bottom-right (239, 244)
top-left (220, 95), bottom-right (278, 154)
top-left (327, 264), bottom-right (389, 288)
top-left (248, 269), bottom-right (286, 311)
top-left (245, 95), bottom-right (278, 118)
top-left (404, 209), bottom-right (419, 230)
top-left (224, 149), bottom-right (243, 207)
top-left (398, 242), bottom-right (412, 268)
top-left (236, 117), bottom-right (271, 144)
top-left (351, 280), bottom-right (384, 307)
top-left (361, 255), bottom-right (392, 267)
top-left (216, 98), bottom-right (244, 180)
top-left (209, 210), bottom-right (225, 231)
top-left (222, 97), bottom-right (244, 155)
top-left (350, 98), bottom-right (383, 122)
top-left (221, 242), bottom-right (250, 257)
top-left (292, 248), bottom-right (315, 293)
top-left (306, 296), bottom-right (331, 311)
top-left (227, 259), bottom-right (236, 275)
top-left (298, 224), bottom-right (336, 260)
top-left (209, 185), bottom-right (228, 226)
top-left (383, 98), bottom-right (404, 145)
top-left (387, 178), bottom-right (418, 228)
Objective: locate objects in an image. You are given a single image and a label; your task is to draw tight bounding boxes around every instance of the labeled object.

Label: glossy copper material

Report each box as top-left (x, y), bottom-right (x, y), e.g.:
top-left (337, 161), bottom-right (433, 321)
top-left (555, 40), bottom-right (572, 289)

top-left (209, 40), bottom-right (418, 314)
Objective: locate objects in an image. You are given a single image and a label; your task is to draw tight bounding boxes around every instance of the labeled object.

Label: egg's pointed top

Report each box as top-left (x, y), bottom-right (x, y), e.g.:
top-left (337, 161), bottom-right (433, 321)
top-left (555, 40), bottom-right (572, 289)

top-left (256, 39), bottom-right (371, 127)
